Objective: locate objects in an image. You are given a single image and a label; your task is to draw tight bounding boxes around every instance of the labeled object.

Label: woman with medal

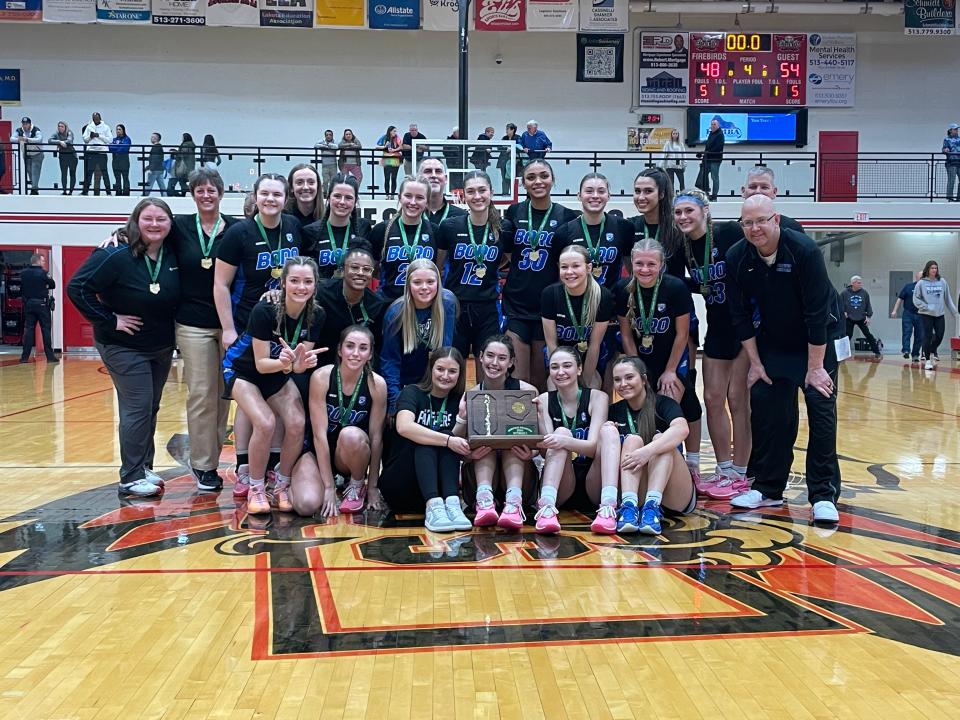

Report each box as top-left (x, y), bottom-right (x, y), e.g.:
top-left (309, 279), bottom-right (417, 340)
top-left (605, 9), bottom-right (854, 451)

top-left (630, 168), bottom-right (685, 279)
top-left (534, 346), bottom-right (610, 534)
top-left (436, 170), bottom-right (507, 364)
top-left (501, 159), bottom-right (580, 389)
top-left (455, 334), bottom-right (539, 529)
top-left (617, 238), bottom-right (703, 492)
top-left (68, 199), bottom-right (180, 498)
top-left (673, 188), bottom-right (751, 497)
top-left (284, 163), bottom-right (324, 229)
top-left (540, 245), bottom-right (614, 389)
top-left (222, 257), bottom-right (326, 515)
top-left (369, 175), bottom-right (440, 301)
top-left (301, 325), bottom-right (387, 517)
top-left (602, 357), bottom-right (696, 535)
top-left (378, 347), bottom-right (483, 532)
top-left (380, 258), bottom-right (458, 415)
top-left (301, 173), bottom-right (372, 279)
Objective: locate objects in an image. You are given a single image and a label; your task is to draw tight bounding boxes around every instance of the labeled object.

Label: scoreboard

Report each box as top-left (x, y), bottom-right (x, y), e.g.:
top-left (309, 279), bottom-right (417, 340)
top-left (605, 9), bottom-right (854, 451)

top-left (689, 32), bottom-right (807, 106)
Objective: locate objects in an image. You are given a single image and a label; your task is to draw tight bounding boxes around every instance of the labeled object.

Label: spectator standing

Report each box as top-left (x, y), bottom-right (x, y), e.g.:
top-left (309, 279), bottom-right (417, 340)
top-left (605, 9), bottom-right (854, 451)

top-left (377, 125), bottom-right (402, 199)
top-left (49, 121), bottom-right (78, 195)
top-left (913, 259), bottom-right (960, 370)
top-left (82, 112), bottom-right (112, 196)
top-left (497, 123), bottom-right (521, 196)
top-left (943, 123), bottom-right (960, 202)
top-left (11, 116), bottom-right (44, 194)
top-left (315, 129), bottom-right (338, 191)
top-left (890, 271), bottom-right (924, 361)
top-left (338, 129), bottom-right (363, 185)
top-left (18, 253), bottom-right (57, 364)
top-left (698, 118), bottom-right (724, 201)
top-left (518, 120), bottom-right (552, 162)
top-left (401, 122), bottom-right (427, 177)
top-left (661, 129), bottom-right (687, 192)
top-left (167, 132), bottom-right (196, 197)
top-left (200, 134), bottom-right (221, 170)
top-left (470, 126), bottom-right (495, 171)
top-left (840, 275), bottom-right (881, 359)
top-left (443, 127), bottom-right (464, 191)
top-left (144, 132), bottom-right (165, 196)
top-left (110, 124), bottom-right (132, 196)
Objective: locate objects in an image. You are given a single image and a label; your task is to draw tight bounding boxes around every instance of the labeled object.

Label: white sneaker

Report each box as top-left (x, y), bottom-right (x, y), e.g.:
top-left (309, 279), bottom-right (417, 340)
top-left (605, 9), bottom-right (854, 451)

top-left (812, 501), bottom-right (840, 524)
top-left (730, 489), bottom-right (784, 509)
top-left (924, 359), bottom-right (934, 370)
top-left (119, 478), bottom-right (162, 497)
top-left (444, 497), bottom-right (473, 531)
top-left (143, 468), bottom-right (165, 487)
top-left (425, 499), bottom-right (456, 532)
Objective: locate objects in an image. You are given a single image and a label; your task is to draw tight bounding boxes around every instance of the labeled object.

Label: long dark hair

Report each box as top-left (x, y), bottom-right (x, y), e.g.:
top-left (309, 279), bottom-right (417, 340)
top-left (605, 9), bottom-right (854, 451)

top-left (613, 356), bottom-right (657, 444)
top-left (548, 345), bottom-right (583, 387)
top-left (922, 260), bottom-right (941, 280)
top-left (285, 163), bottom-right (324, 221)
top-left (320, 172), bottom-right (362, 229)
top-left (336, 323), bottom-right (377, 382)
top-left (461, 169), bottom-right (501, 237)
top-left (479, 333), bottom-right (517, 378)
top-left (635, 167), bottom-right (681, 260)
top-left (416, 346), bottom-right (466, 398)
top-left (125, 198), bottom-right (174, 257)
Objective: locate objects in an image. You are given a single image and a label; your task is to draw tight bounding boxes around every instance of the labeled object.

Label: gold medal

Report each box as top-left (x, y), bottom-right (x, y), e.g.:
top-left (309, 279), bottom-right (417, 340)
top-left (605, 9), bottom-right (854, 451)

top-left (577, 341), bottom-right (588, 353)
top-left (700, 284), bottom-right (711, 297)
top-left (201, 258), bottom-right (213, 269)
top-left (475, 265), bottom-right (487, 279)
top-left (592, 266), bottom-right (603, 278)
top-left (149, 283), bottom-right (160, 295)
top-left (271, 267), bottom-right (282, 279)
top-left (642, 335), bottom-right (654, 349)
top-left (528, 250), bottom-right (541, 262)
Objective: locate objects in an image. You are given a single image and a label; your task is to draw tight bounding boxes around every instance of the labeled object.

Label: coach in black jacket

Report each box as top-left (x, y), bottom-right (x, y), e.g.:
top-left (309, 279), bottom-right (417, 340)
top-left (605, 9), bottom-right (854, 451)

top-left (725, 195), bottom-right (842, 524)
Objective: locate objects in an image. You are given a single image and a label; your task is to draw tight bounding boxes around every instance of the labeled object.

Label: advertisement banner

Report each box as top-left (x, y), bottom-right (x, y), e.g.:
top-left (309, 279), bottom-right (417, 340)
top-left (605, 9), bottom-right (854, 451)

top-left (206, 0), bottom-right (258, 25)
top-left (44, 0), bottom-right (98, 22)
top-left (527, 0), bottom-right (576, 31)
top-left (475, 0), bottom-right (524, 31)
top-left (96, 0), bottom-right (151, 22)
top-left (0, 0), bottom-right (42, 21)
top-left (0, 69), bottom-right (21, 105)
top-left (904, 0), bottom-right (957, 35)
top-left (368, 0), bottom-right (418, 29)
top-left (627, 127), bottom-right (674, 153)
top-left (153, 0), bottom-right (208, 25)
top-left (422, 0), bottom-right (457, 30)
top-left (578, 0), bottom-right (626, 33)
top-left (635, 31), bottom-right (688, 106)
top-left (315, 0), bottom-right (364, 26)
top-left (806, 32), bottom-right (856, 107)
top-left (576, 32), bottom-right (623, 83)
top-left (260, 0), bottom-right (313, 27)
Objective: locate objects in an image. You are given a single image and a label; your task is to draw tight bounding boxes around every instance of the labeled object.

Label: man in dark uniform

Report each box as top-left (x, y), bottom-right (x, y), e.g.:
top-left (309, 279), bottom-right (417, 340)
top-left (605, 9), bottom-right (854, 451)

top-left (725, 195), bottom-right (842, 524)
top-left (19, 253), bottom-right (58, 363)
top-left (740, 166), bottom-right (805, 233)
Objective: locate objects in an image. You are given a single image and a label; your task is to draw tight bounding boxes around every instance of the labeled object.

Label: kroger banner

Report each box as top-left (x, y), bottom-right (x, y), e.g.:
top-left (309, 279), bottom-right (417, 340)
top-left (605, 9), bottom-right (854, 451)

top-left (368, 0), bottom-right (418, 29)
top-left (44, 0), bottom-right (98, 22)
top-left (316, 0), bottom-right (364, 26)
top-left (0, 0), bottom-right (42, 21)
top-left (578, 0), bottom-right (626, 33)
top-left (422, 0), bottom-right (457, 30)
top-left (527, 0), bottom-right (576, 31)
top-left (475, 0), bottom-right (523, 31)
top-left (153, 0), bottom-right (208, 25)
top-left (260, 0), bottom-right (313, 26)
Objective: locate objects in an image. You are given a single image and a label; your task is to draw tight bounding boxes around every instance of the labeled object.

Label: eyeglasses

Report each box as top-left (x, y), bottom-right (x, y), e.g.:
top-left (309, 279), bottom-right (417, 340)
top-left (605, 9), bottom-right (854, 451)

top-left (739, 214), bottom-right (776, 230)
top-left (345, 264), bottom-right (375, 276)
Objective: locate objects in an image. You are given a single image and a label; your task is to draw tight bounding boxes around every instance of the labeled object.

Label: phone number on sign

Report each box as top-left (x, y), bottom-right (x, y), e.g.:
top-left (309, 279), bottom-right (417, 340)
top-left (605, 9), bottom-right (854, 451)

top-left (152, 16), bottom-right (206, 25)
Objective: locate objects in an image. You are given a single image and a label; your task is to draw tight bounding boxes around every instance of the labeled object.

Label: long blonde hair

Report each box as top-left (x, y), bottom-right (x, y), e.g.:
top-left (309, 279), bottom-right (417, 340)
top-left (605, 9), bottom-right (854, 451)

top-left (381, 175), bottom-right (433, 260)
top-left (387, 258), bottom-right (456, 355)
top-left (625, 238), bottom-right (665, 329)
top-left (558, 245), bottom-right (601, 329)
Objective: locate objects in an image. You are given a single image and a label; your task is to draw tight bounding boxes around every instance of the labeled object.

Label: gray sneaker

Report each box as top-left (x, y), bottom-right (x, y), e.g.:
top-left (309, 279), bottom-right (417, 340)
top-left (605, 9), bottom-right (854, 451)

top-left (812, 501), bottom-right (839, 524)
top-left (425, 500), bottom-right (456, 532)
top-left (444, 497), bottom-right (473, 531)
top-left (120, 478), bottom-right (162, 497)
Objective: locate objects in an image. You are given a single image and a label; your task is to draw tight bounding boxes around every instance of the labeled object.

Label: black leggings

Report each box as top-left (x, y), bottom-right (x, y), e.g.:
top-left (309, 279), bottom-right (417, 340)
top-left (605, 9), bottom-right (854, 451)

top-left (384, 165), bottom-right (399, 195)
top-left (920, 314), bottom-right (945, 358)
top-left (415, 445), bottom-right (461, 501)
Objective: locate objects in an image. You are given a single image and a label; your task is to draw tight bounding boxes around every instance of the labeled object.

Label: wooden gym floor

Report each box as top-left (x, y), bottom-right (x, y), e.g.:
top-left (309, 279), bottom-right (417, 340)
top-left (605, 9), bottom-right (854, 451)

top-left (0, 353), bottom-right (959, 719)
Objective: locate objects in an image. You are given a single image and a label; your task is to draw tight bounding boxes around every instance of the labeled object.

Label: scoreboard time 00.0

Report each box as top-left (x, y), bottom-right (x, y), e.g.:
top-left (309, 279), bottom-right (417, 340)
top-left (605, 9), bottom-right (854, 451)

top-left (689, 32), bottom-right (807, 106)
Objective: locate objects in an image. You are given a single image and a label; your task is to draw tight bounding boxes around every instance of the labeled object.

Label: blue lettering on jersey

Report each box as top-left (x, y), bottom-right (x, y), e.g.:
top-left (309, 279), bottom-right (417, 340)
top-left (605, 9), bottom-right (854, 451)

top-left (452, 243), bottom-right (500, 262)
top-left (326, 404), bottom-right (369, 430)
top-left (513, 229), bottom-right (555, 248)
top-left (318, 248), bottom-right (345, 267)
top-left (555, 324), bottom-right (593, 342)
top-left (691, 260), bottom-right (728, 305)
top-left (385, 245), bottom-right (435, 262)
top-left (255, 246), bottom-right (302, 271)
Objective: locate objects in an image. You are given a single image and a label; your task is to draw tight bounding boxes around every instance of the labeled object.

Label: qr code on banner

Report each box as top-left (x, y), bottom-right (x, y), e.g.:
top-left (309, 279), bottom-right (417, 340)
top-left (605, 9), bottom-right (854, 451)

top-left (583, 47), bottom-right (616, 79)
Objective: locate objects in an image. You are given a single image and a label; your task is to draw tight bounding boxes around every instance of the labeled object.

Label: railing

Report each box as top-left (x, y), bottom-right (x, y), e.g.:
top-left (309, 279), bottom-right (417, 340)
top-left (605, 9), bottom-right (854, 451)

top-left (0, 142), bottom-right (956, 202)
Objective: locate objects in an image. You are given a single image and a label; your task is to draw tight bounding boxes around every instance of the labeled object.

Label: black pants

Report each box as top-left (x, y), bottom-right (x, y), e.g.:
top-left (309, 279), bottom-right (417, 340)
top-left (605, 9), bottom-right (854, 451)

top-left (749, 370), bottom-right (840, 506)
top-left (21, 299), bottom-right (56, 361)
top-left (112, 155), bottom-right (130, 195)
top-left (453, 300), bottom-right (502, 358)
top-left (665, 168), bottom-right (685, 193)
top-left (383, 165), bottom-right (399, 195)
top-left (167, 175), bottom-right (188, 197)
top-left (58, 153), bottom-right (78, 193)
top-left (920, 314), bottom-right (945, 359)
top-left (83, 153), bottom-right (110, 195)
top-left (845, 318), bottom-right (880, 354)
top-left (378, 440), bottom-right (461, 511)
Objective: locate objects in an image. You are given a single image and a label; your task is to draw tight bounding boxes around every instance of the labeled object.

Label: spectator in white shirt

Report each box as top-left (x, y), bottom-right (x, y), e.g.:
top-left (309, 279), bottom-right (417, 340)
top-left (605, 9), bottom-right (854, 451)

top-left (82, 112), bottom-right (113, 196)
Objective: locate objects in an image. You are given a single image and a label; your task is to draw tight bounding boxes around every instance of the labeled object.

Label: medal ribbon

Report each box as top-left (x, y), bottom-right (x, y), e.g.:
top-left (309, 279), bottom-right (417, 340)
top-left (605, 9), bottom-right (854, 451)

top-left (626, 406), bottom-right (641, 435)
top-left (684, 223), bottom-right (713, 286)
top-left (335, 366), bottom-right (365, 428)
top-left (563, 288), bottom-right (590, 345)
top-left (283, 310), bottom-right (305, 348)
top-left (579, 214), bottom-right (606, 265)
top-left (526, 201), bottom-right (553, 253)
top-left (638, 218), bottom-right (660, 242)
top-left (558, 388), bottom-right (582, 434)
top-left (397, 218), bottom-right (423, 261)
top-left (195, 214), bottom-right (222, 260)
top-left (256, 215), bottom-right (283, 270)
top-left (634, 275), bottom-right (662, 336)
top-left (326, 219), bottom-right (352, 261)
top-left (467, 220), bottom-right (490, 270)
top-left (144, 246), bottom-right (164, 288)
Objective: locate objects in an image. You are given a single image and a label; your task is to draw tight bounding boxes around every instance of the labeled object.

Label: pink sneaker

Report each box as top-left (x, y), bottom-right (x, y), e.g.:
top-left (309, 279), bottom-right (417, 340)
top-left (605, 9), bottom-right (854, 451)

top-left (497, 502), bottom-right (526, 530)
top-left (534, 500), bottom-right (561, 534)
top-left (693, 468), bottom-right (718, 496)
top-left (590, 503), bottom-right (617, 535)
top-left (474, 493), bottom-right (499, 527)
top-left (233, 472), bottom-right (251, 499)
top-left (704, 475), bottom-right (751, 501)
top-left (339, 482), bottom-right (366, 513)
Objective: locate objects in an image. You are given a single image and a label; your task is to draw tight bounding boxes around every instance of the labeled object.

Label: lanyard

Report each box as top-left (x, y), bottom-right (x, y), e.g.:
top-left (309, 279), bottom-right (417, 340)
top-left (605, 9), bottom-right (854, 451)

top-left (256, 216), bottom-right (283, 263)
top-left (430, 395), bottom-right (449, 431)
top-left (144, 246), bottom-right (164, 288)
top-left (467, 220), bottom-right (490, 266)
top-left (635, 276), bottom-right (662, 335)
top-left (437, 203), bottom-right (451, 225)
top-left (558, 388), bottom-right (582, 433)
top-left (626, 405), bottom-right (641, 435)
top-left (351, 298), bottom-right (369, 325)
top-left (397, 218), bottom-right (423, 260)
top-left (335, 367), bottom-right (364, 427)
top-left (526, 201), bottom-right (553, 251)
top-left (195, 214), bottom-right (222, 259)
top-left (579, 214), bottom-right (606, 264)
top-left (563, 287), bottom-right (590, 343)
top-left (685, 223), bottom-right (713, 277)
top-left (283, 310), bottom-right (305, 347)
top-left (638, 218), bottom-right (659, 242)
top-left (326, 219), bottom-right (351, 257)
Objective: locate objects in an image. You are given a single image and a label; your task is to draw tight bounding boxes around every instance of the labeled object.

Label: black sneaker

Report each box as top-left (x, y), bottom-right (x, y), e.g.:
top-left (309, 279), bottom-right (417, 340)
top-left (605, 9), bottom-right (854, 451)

top-left (903, 353), bottom-right (910, 359)
top-left (194, 469), bottom-right (224, 492)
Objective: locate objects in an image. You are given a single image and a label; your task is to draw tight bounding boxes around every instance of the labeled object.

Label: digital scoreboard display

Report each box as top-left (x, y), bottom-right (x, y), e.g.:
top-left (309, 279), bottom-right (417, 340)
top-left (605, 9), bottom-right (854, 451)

top-left (689, 33), bottom-right (807, 106)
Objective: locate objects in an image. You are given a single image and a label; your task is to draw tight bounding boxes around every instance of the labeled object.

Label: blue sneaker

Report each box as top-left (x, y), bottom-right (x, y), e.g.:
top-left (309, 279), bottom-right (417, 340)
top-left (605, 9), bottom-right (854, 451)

top-left (616, 501), bottom-right (640, 534)
top-left (638, 500), bottom-right (663, 535)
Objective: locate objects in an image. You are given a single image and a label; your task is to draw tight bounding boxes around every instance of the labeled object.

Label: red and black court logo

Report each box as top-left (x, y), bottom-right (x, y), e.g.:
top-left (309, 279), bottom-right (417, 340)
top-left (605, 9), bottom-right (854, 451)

top-left (0, 436), bottom-right (958, 659)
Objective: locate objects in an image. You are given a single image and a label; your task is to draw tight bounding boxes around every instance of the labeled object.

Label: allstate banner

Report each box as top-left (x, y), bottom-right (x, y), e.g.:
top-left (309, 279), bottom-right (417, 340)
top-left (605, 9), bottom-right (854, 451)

top-left (904, 0), bottom-right (957, 35)
top-left (153, 0), bottom-right (208, 25)
top-left (96, 0), bottom-right (152, 22)
top-left (475, 0), bottom-right (524, 31)
top-left (206, 0), bottom-right (258, 25)
top-left (0, 0), bottom-right (42, 21)
top-left (422, 0), bottom-right (456, 30)
top-left (368, 0), bottom-right (418, 29)
top-left (527, 0), bottom-right (576, 31)
top-left (578, 0), bottom-right (626, 33)
top-left (44, 0), bottom-right (98, 22)
top-left (316, 0), bottom-right (364, 26)
top-left (806, 33), bottom-right (856, 107)
top-left (260, 0), bottom-right (313, 27)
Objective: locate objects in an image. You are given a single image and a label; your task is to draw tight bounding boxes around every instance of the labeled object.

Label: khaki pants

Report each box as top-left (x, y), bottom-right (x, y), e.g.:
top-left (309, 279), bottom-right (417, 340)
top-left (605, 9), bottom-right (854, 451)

top-left (175, 323), bottom-right (229, 472)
